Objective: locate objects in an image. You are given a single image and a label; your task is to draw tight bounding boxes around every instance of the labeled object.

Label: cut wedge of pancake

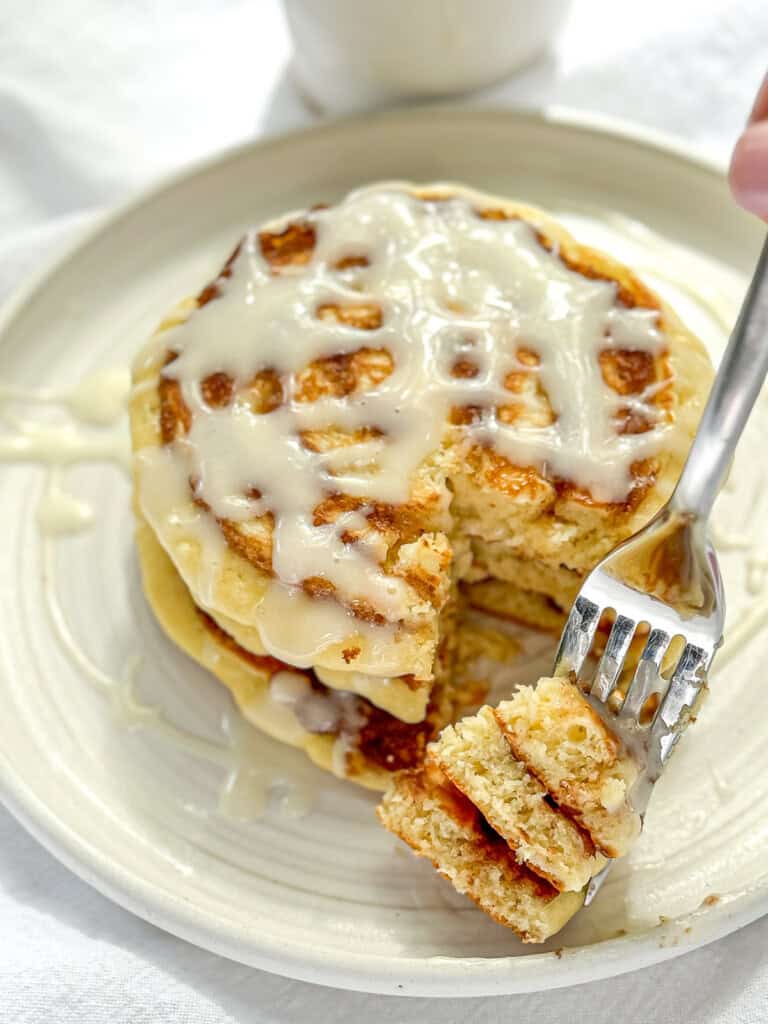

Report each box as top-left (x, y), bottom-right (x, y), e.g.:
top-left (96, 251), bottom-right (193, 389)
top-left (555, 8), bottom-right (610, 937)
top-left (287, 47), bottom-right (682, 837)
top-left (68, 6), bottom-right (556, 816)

top-left (495, 677), bottom-right (642, 857)
top-left (377, 763), bottom-right (585, 943)
top-left (429, 706), bottom-right (606, 891)
top-left (379, 677), bottom-right (640, 940)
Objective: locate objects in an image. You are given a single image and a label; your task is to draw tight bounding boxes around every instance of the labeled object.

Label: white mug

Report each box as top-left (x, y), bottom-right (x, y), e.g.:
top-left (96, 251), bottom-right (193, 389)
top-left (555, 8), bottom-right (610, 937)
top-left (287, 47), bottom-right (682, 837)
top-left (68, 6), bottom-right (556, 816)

top-left (283, 0), bottom-right (571, 113)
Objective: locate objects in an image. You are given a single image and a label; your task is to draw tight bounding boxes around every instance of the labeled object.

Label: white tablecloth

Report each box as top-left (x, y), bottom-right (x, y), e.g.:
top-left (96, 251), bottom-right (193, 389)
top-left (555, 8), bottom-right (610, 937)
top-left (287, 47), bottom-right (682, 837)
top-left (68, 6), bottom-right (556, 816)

top-left (1, 2), bottom-right (767, 1020)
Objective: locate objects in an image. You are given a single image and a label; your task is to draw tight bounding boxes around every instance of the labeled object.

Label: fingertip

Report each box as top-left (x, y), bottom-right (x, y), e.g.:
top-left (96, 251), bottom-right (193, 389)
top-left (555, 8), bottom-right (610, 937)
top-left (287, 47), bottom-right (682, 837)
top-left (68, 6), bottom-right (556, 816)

top-left (729, 121), bottom-right (768, 220)
top-left (748, 72), bottom-right (768, 124)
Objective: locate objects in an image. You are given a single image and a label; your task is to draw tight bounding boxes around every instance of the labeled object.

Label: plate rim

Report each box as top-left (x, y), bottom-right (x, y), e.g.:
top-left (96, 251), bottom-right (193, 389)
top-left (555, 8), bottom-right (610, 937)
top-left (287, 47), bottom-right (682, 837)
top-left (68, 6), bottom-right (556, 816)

top-left (0, 102), bottom-right (732, 343)
top-left (0, 103), bottom-right (762, 997)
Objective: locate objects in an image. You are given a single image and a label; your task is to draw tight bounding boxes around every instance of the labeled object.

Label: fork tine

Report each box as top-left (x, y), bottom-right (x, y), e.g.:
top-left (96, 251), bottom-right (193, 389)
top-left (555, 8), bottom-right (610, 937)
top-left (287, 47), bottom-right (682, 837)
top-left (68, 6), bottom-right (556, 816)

top-left (618, 627), bottom-right (671, 720)
top-left (591, 614), bottom-right (636, 701)
top-left (553, 595), bottom-right (602, 679)
top-left (649, 642), bottom-right (710, 768)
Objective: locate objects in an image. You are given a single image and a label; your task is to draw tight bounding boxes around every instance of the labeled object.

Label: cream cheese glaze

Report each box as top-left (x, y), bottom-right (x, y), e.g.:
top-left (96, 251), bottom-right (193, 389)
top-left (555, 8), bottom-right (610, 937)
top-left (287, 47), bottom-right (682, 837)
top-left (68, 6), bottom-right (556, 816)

top-left (136, 182), bottom-right (675, 669)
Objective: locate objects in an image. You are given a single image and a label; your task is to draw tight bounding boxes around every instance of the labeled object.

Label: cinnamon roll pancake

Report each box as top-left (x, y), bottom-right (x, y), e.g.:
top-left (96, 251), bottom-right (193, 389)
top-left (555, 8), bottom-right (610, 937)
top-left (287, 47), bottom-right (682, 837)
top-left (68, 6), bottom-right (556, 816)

top-left (130, 182), bottom-right (711, 787)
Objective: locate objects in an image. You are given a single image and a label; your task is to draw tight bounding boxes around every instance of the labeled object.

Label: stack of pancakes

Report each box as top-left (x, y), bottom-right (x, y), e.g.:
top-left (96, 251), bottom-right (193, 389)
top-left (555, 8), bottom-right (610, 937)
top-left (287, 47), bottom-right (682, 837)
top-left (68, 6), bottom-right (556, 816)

top-left (129, 182), bottom-right (711, 791)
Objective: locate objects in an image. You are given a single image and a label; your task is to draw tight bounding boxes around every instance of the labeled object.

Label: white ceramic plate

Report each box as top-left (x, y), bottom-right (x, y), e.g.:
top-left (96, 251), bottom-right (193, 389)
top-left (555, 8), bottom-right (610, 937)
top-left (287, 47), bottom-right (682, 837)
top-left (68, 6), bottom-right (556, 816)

top-left (1, 108), bottom-right (767, 998)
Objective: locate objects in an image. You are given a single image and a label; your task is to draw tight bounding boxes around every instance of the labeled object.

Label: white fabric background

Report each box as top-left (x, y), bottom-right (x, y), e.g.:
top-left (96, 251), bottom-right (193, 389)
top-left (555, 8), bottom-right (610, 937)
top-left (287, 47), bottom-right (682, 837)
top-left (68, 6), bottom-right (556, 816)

top-left (1, 2), bottom-right (767, 1020)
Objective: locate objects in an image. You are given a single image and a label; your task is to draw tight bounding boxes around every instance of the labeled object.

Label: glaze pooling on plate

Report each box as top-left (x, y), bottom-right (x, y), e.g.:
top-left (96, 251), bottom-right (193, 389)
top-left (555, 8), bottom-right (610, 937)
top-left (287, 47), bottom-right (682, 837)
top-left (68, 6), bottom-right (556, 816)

top-left (136, 182), bottom-right (678, 669)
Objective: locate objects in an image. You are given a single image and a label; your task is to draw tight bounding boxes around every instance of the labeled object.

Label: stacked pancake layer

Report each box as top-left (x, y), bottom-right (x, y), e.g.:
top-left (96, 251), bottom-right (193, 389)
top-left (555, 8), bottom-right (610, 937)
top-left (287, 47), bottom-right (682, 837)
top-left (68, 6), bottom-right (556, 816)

top-left (129, 182), bottom-right (711, 787)
top-left (378, 677), bottom-right (641, 942)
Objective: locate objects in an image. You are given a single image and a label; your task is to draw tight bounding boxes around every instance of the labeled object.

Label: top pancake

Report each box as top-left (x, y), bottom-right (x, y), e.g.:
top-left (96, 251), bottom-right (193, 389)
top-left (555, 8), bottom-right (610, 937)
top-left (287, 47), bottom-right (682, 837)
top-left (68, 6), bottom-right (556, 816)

top-left (130, 182), bottom-right (712, 709)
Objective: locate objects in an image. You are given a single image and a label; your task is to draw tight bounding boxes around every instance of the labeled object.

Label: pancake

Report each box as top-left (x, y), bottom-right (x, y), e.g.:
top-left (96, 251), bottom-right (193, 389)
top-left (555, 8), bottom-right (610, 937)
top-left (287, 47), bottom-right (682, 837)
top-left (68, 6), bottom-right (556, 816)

top-left (136, 515), bottom-right (470, 788)
top-left (378, 676), bottom-right (639, 939)
top-left (130, 181), bottom-right (712, 787)
top-left (428, 705), bottom-right (606, 891)
top-left (494, 677), bottom-right (642, 857)
top-left (376, 762), bottom-right (585, 943)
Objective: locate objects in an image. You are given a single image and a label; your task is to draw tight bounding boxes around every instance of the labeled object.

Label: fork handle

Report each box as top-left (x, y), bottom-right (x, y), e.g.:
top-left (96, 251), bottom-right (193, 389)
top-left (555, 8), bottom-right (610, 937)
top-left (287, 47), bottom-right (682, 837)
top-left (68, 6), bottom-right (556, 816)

top-left (673, 232), bottom-right (768, 520)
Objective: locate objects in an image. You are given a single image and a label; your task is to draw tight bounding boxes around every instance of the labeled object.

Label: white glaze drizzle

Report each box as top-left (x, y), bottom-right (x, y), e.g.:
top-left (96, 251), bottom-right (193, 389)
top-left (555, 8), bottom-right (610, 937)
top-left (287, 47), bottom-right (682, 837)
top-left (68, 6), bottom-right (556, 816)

top-left (0, 368), bottom-right (131, 536)
top-left (0, 367), bottom-right (130, 426)
top-left (219, 707), bottom-right (315, 821)
top-left (270, 670), bottom-right (341, 733)
top-left (0, 417), bottom-right (130, 470)
top-left (137, 443), bottom-right (401, 668)
top-left (142, 183), bottom-right (672, 667)
top-left (65, 368), bottom-right (132, 425)
top-left (37, 468), bottom-right (94, 535)
top-left (556, 203), bottom-right (739, 337)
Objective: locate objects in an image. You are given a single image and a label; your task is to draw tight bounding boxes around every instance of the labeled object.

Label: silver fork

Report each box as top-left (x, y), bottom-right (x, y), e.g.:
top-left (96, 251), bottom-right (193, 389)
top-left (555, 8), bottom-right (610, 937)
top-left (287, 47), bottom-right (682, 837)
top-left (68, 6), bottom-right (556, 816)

top-left (554, 233), bottom-right (768, 905)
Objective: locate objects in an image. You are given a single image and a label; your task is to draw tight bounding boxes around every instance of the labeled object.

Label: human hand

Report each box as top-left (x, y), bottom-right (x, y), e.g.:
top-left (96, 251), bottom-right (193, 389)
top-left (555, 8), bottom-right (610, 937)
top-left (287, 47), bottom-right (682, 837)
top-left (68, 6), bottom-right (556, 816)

top-left (730, 73), bottom-right (768, 219)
